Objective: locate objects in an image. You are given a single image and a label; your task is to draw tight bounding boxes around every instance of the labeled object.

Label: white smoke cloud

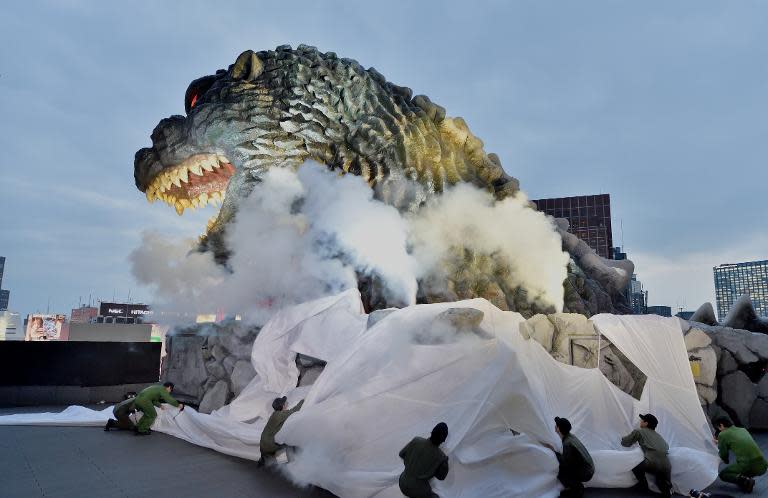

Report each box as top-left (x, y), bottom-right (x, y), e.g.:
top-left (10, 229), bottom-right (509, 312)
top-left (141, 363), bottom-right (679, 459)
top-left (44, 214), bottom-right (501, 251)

top-left (130, 160), bottom-right (569, 323)
top-left (130, 161), bottom-right (416, 323)
top-left (408, 185), bottom-right (569, 312)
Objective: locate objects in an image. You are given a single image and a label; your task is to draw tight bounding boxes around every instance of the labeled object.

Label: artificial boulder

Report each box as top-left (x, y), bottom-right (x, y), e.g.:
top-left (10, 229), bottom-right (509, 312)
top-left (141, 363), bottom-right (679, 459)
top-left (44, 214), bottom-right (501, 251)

top-left (199, 379), bottom-right (230, 414)
top-left (723, 295), bottom-right (768, 334)
top-left (690, 303), bottom-right (718, 327)
top-left (720, 370), bottom-right (758, 426)
top-left (231, 360), bottom-right (257, 397)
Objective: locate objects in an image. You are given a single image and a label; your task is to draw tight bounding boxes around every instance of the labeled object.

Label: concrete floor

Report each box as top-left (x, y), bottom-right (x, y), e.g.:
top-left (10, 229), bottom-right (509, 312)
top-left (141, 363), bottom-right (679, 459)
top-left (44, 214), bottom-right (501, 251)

top-left (0, 408), bottom-right (765, 498)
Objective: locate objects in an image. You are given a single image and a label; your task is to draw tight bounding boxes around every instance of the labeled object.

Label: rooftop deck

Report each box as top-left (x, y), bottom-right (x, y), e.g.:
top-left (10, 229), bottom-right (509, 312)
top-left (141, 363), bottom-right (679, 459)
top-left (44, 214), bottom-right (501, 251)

top-left (1, 407), bottom-right (765, 498)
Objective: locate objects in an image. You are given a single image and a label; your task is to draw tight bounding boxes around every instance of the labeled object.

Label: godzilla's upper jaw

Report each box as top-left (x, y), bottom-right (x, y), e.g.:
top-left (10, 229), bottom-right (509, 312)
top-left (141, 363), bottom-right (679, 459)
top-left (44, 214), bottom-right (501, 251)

top-left (135, 148), bottom-right (236, 233)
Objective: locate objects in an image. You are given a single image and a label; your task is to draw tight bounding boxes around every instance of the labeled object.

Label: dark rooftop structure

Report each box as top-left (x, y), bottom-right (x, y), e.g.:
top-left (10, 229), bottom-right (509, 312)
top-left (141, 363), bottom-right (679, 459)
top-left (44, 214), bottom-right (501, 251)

top-left (532, 194), bottom-right (614, 259)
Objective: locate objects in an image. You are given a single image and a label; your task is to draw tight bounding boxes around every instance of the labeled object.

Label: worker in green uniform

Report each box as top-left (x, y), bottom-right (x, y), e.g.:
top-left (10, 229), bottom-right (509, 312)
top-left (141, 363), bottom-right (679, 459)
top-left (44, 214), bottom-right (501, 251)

top-left (133, 382), bottom-right (184, 435)
top-left (621, 413), bottom-right (672, 497)
top-left (104, 397), bottom-right (137, 431)
top-left (258, 396), bottom-right (304, 465)
top-left (398, 422), bottom-right (450, 498)
top-left (542, 417), bottom-right (595, 498)
top-left (714, 417), bottom-right (767, 493)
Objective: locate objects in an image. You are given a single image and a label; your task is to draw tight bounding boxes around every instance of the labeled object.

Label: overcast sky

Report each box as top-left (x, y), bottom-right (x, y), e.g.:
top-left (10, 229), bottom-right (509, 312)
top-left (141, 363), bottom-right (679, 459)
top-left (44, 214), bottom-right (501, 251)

top-left (1, 1), bottom-right (766, 319)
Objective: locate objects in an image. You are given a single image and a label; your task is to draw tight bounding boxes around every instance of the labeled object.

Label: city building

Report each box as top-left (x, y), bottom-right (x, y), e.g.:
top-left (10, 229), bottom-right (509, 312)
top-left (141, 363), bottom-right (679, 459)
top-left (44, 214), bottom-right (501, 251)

top-left (713, 260), bottom-right (768, 321)
top-left (0, 256), bottom-right (9, 311)
top-left (70, 305), bottom-right (99, 323)
top-left (61, 301), bottom-right (161, 342)
top-left (646, 306), bottom-right (672, 317)
top-left (628, 274), bottom-right (647, 315)
top-left (532, 194), bottom-right (614, 259)
top-left (0, 311), bottom-right (23, 340)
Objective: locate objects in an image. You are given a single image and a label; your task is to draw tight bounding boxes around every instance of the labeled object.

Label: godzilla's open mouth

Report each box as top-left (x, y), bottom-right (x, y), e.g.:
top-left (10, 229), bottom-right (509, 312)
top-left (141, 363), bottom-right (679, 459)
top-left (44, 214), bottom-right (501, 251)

top-left (145, 153), bottom-right (235, 230)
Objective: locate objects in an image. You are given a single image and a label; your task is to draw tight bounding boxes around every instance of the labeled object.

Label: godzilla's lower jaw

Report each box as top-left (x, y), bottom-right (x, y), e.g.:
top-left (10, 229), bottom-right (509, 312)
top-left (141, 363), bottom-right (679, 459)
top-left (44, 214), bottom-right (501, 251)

top-left (144, 153), bottom-right (235, 228)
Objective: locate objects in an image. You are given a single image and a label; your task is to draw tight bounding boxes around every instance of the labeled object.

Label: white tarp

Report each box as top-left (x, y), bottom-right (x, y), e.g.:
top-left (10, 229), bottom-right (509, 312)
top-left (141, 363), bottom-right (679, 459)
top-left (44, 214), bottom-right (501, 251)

top-left (0, 290), bottom-right (719, 497)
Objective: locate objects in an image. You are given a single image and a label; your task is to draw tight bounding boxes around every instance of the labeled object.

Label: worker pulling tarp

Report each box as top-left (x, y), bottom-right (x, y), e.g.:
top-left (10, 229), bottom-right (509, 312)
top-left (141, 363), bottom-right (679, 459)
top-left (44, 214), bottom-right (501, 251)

top-left (0, 289), bottom-right (719, 497)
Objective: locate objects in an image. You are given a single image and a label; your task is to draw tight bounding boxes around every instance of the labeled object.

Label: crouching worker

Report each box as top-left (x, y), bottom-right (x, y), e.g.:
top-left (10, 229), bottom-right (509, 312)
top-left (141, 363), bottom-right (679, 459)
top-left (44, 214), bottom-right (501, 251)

top-left (398, 422), bottom-right (450, 498)
top-left (621, 413), bottom-right (672, 497)
top-left (104, 396), bottom-right (137, 432)
top-left (714, 417), bottom-right (767, 493)
top-left (542, 417), bottom-right (595, 498)
top-left (258, 396), bottom-right (304, 466)
top-left (133, 382), bottom-right (184, 436)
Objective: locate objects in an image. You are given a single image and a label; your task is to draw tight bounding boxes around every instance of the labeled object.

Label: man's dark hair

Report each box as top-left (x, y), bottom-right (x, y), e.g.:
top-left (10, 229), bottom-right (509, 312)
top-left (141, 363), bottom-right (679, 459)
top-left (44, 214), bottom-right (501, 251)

top-left (713, 416), bottom-right (733, 428)
top-left (163, 382), bottom-right (175, 390)
top-left (554, 417), bottom-right (572, 436)
top-left (430, 422), bottom-right (448, 446)
top-left (272, 396), bottom-right (287, 411)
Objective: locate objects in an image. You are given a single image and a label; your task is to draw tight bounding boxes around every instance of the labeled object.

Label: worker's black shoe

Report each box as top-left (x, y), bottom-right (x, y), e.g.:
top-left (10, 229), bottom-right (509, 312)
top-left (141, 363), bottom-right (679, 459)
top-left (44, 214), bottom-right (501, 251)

top-left (104, 419), bottom-right (116, 432)
top-left (740, 476), bottom-right (755, 493)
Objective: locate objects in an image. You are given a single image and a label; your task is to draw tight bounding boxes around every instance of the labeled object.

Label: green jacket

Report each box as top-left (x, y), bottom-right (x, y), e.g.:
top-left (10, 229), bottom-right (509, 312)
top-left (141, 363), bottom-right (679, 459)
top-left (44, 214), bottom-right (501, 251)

top-left (718, 426), bottom-right (767, 467)
top-left (621, 427), bottom-right (670, 470)
top-left (398, 437), bottom-right (449, 498)
top-left (134, 385), bottom-right (180, 408)
top-left (260, 400), bottom-right (304, 455)
top-left (557, 433), bottom-right (595, 479)
top-left (113, 398), bottom-right (135, 418)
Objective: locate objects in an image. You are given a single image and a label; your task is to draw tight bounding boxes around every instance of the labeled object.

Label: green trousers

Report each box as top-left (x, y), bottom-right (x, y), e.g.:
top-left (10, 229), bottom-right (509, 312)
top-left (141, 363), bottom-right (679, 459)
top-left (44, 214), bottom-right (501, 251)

top-left (134, 398), bottom-right (157, 433)
top-left (719, 459), bottom-right (768, 483)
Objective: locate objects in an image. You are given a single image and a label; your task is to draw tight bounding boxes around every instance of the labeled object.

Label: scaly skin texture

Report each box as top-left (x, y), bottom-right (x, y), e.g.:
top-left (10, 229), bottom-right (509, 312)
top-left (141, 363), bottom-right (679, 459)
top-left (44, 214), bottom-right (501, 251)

top-left (134, 45), bottom-right (630, 315)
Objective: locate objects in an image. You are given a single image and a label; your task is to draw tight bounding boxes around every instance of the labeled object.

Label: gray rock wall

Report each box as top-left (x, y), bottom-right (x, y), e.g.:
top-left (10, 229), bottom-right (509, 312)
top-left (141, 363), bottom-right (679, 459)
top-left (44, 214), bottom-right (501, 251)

top-left (161, 320), bottom-right (260, 413)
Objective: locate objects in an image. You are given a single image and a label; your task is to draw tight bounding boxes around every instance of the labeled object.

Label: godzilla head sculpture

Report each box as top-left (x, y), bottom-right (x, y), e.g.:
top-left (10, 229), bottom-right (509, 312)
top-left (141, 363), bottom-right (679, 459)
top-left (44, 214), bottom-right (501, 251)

top-left (134, 44), bottom-right (633, 315)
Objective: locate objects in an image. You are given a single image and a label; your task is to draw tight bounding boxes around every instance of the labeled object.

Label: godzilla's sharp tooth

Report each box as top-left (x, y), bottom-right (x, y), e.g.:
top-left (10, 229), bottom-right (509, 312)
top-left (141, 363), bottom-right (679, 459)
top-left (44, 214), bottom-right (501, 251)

top-left (217, 155), bottom-right (228, 164)
top-left (201, 158), bottom-right (215, 172)
top-left (210, 191), bottom-right (221, 204)
top-left (199, 192), bottom-right (209, 205)
top-left (175, 202), bottom-right (184, 215)
top-left (191, 197), bottom-right (200, 208)
top-left (189, 163), bottom-right (203, 176)
top-left (171, 172), bottom-right (182, 188)
top-left (181, 198), bottom-right (192, 208)
top-left (178, 168), bottom-right (188, 183)
top-left (146, 190), bottom-right (155, 203)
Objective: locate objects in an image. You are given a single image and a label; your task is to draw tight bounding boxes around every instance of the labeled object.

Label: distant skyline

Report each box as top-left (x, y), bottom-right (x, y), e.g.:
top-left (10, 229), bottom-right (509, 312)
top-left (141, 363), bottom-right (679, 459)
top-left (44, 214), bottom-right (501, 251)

top-left (1, 1), bottom-right (766, 318)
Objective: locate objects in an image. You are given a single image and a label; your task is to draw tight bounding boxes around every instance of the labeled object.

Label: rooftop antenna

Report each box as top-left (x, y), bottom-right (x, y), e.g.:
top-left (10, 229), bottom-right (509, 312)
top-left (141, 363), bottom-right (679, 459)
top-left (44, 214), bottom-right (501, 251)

top-left (127, 289), bottom-right (132, 303)
top-left (46, 296), bottom-right (50, 314)
top-left (621, 218), bottom-right (625, 250)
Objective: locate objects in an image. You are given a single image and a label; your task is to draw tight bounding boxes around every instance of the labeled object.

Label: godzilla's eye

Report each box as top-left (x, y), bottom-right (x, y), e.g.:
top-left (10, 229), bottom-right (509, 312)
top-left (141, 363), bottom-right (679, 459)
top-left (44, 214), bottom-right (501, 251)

top-left (184, 75), bottom-right (217, 113)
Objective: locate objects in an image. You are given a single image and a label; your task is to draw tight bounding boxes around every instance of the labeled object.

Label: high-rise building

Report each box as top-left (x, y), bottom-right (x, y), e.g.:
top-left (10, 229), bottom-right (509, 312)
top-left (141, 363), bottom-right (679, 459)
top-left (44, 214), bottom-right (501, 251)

top-left (0, 256), bottom-right (9, 311)
top-left (628, 274), bottom-right (647, 315)
top-left (532, 195), bottom-right (614, 259)
top-left (646, 305), bottom-right (672, 317)
top-left (713, 260), bottom-right (768, 321)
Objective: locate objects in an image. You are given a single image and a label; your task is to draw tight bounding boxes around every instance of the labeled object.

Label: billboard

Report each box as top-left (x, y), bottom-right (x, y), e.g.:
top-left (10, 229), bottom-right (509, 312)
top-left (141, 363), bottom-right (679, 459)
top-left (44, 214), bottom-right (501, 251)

top-left (25, 314), bottom-right (66, 341)
top-left (98, 302), bottom-right (154, 321)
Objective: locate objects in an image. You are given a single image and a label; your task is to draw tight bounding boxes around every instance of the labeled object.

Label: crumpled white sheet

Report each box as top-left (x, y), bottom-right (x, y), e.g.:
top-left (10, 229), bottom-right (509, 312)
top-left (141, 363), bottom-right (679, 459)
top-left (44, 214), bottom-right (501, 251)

top-left (0, 289), bottom-right (719, 497)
